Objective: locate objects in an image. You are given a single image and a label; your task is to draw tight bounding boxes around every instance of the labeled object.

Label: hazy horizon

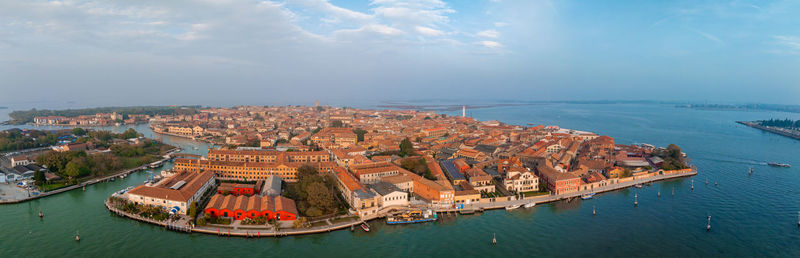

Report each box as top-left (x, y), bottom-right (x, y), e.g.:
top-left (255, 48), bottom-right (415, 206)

top-left (2, 0), bottom-right (800, 107)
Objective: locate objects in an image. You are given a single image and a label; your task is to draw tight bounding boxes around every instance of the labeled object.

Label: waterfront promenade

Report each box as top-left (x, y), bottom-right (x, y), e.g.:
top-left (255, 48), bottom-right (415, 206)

top-left (445, 169), bottom-right (697, 213)
top-left (104, 169), bottom-right (696, 238)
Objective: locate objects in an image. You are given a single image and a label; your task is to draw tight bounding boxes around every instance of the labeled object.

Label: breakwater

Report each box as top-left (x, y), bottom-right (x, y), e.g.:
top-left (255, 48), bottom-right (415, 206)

top-left (737, 121), bottom-right (800, 140)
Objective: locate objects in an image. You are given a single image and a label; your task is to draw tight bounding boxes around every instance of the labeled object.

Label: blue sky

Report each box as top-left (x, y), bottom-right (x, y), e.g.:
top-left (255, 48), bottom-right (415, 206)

top-left (1, 0), bottom-right (799, 108)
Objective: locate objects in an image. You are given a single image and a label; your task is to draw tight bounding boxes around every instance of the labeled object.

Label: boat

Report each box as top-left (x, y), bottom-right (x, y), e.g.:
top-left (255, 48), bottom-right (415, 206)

top-left (505, 204), bottom-right (521, 211)
top-left (386, 210), bottom-right (437, 224)
top-left (768, 162), bottom-right (791, 168)
top-left (523, 202), bottom-right (536, 208)
top-left (634, 184), bottom-right (643, 188)
top-left (361, 222), bottom-right (370, 232)
top-left (581, 192), bottom-right (595, 200)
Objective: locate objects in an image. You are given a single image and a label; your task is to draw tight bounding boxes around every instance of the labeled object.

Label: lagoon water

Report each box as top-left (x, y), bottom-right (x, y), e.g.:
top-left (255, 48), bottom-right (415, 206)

top-left (1, 103), bottom-right (800, 257)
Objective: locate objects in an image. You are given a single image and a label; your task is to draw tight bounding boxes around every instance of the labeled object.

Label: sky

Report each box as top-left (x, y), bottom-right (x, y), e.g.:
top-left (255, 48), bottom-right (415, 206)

top-left (1, 0), bottom-right (800, 108)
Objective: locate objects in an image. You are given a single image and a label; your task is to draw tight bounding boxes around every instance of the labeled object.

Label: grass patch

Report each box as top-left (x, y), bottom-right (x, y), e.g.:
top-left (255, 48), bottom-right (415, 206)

top-left (331, 216), bottom-right (358, 224)
top-left (523, 191), bottom-right (549, 197)
top-left (310, 221), bottom-right (328, 228)
top-left (39, 182), bottom-right (75, 192)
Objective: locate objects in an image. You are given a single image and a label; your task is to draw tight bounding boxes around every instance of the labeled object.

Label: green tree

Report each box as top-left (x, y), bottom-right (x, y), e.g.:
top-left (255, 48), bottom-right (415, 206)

top-left (34, 170), bottom-right (45, 186)
top-left (293, 217), bottom-right (308, 228)
top-left (297, 165), bottom-right (319, 182)
top-left (64, 158), bottom-right (90, 178)
top-left (72, 127), bottom-right (87, 136)
top-left (331, 120), bottom-right (344, 128)
top-left (399, 138), bottom-right (414, 157)
top-left (666, 144), bottom-right (682, 160)
top-left (306, 181), bottom-right (336, 214)
top-left (353, 128), bottom-right (368, 142)
top-left (188, 201), bottom-right (198, 219)
top-left (121, 128), bottom-right (139, 139)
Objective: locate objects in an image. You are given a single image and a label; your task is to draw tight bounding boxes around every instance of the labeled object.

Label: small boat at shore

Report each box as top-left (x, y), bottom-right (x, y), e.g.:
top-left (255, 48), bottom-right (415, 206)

top-left (581, 193), bottom-right (595, 200)
top-left (523, 202), bottom-right (536, 208)
top-left (387, 210), bottom-right (437, 225)
top-left (634, 184), bottom-right (643, 188)
top-left (361, 222), bottom-right (370, 232)
top-left (768, 162), bottom-right (791, 168)
top-left (505, 204), bottom-right (521, 211)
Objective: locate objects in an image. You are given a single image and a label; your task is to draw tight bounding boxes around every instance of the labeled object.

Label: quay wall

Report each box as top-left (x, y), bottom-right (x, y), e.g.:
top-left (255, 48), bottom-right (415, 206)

top-left (104, 169), bottom-right (696, 238)
top-left (435, 169), bottom-right (696, 213)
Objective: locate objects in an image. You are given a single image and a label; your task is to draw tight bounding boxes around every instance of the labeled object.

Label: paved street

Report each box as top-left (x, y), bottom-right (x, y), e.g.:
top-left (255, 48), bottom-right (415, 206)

top-left (0, 183), bottom-right (30, 201)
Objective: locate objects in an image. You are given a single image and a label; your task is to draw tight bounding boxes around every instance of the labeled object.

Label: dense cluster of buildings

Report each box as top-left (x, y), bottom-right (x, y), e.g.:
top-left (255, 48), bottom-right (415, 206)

top-left (33, 112), bottom-right (149, 126)
top-left (118, 104), bottom-right (688, 222)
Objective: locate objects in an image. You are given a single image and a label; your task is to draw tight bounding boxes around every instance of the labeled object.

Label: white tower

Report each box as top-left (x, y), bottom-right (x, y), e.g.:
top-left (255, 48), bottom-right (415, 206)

top-left (462, 105), bottom-right (466, 117)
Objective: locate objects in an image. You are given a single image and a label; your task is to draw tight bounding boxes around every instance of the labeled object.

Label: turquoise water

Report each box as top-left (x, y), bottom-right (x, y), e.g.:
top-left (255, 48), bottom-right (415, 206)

top-left (1, 103), bottom-right (800, 257)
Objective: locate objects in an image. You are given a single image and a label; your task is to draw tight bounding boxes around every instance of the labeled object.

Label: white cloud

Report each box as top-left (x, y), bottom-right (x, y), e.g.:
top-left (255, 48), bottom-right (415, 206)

top-left (478, 40), bottom-right (503, 48)
top-left (371, 0), bottom-right (454, 26)
top-left (493, 22), bottom-right (509, 27)
top-left (415, 26), bottom-right (444, 36)
top-left (290, 0), bottom-right (374, 23)
top-left (477, 29), bottom-right (500, 38)
top-left (774, 35), bottom-right (800, 50)
top-left (334, 24), bottom-right (405, 39)
top-left (690, 29), bottom-right (722, 44)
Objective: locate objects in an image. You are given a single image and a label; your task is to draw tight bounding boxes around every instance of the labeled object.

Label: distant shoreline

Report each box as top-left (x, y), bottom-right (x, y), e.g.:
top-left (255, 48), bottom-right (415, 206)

top-left (679, 104), bottom-right (800, 114)
top-left (736, 121), bottom-right (800, 140)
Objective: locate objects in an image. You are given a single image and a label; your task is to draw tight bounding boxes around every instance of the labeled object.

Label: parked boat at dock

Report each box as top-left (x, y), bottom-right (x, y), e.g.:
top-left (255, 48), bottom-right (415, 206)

top-left (634, 184), bottom-right (643, 188)
top-left (581, 193), bottom-right (595, 200)
top-left (387, 210), bottom-right (437, 225)
top-left (361, 222), bottom-right (370, 232)
top-left (523, 202), bottom-right (536, 208)
top-left (505, 204), bottom-right (521, 211)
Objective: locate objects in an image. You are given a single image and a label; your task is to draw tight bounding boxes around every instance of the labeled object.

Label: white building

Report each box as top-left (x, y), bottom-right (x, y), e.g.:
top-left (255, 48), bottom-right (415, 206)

top-left (504, 168), bottom-right (539, 193)
top-left (126, 171), bottom-right (215, 215)
top-left (370, 182), bottom-right (409, 208)
top-left (11, 156), bottom-right (32, 167)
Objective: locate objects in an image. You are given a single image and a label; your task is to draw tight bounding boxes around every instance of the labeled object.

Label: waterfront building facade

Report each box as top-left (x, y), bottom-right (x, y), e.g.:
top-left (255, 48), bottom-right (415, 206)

top-left (204, 194), bottom-right (298, 221)
top-left (126, 171), bottom-right (215, 215)
top-left (173, 158), bottom-right (337, 182)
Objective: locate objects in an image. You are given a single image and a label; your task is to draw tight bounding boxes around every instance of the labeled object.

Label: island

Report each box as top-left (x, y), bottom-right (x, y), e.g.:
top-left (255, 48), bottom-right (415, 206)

top-left (678, 103), bottom-right (800, 114)
top-left (7, 106), bottom-right (200, 125)
top-left (91, 104), bottom-right (696, 236)
top-left (0, 128), bottom-right (177, 203)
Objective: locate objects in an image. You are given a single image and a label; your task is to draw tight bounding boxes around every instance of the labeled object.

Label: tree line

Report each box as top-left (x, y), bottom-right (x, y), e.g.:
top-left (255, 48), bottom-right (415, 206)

top-left (8, 106), bottom-right (200, 124)
top-left (283, 165), bottom-right (342, 217)
top-left (0, 129), bottom-right (69, 152)
top-left (758, 119), bottom-right (800, 129)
